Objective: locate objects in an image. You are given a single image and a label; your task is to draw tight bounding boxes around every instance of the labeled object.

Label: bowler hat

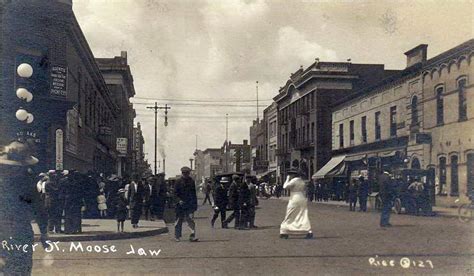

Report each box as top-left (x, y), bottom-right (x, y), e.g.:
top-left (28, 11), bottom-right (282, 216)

top-left (0, 140), bottom-right (39, 166)
top-left (287, 167), bottom-right (299, 175)
top-left (181, 166), bottom-right (192, 173)
top-left (232, 174), bottom-right (239, 180)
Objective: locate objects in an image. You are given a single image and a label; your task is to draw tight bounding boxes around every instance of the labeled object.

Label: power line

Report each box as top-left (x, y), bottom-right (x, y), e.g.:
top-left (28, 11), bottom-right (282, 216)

top-left (132, 102), bottom-right (269, 107)
top-left (133, 96), bottom-right (273, 102)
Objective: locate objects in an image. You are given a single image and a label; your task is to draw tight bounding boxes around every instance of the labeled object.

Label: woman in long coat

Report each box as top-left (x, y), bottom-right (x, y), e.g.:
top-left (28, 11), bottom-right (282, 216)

top-left (280, 169), bottom-right (313, 239)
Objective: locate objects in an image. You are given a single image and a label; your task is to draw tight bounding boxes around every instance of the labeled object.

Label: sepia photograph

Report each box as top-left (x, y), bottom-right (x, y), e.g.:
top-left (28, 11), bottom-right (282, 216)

top-left (0, 0), bottom-right (473, 275)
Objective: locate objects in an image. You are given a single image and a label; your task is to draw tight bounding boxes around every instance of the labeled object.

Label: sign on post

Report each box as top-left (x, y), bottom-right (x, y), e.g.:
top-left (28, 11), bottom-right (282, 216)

top-left (116, 138), bottom-right (128, 157)
top-left (55, 129), bottom-right (64, 170)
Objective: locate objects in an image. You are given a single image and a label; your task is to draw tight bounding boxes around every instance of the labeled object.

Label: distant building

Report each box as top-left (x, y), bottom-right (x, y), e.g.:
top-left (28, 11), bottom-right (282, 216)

top-left (132, 122), bottom-right (146, 178)
top-left (274, 61), bottom-right (395, 181)
top-left (264, 103), bottom-right (278, 184)
top-left (194, 148), bottom-right (223, 182)
top-left (250, 118), bottom-right (268, 177)
top-left (221, 140), bottom-right (251, 174)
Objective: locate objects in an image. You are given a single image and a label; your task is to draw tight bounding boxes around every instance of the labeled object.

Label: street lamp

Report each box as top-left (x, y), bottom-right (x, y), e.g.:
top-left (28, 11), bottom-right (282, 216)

top-left (15, 62), bottom-right (35, 124)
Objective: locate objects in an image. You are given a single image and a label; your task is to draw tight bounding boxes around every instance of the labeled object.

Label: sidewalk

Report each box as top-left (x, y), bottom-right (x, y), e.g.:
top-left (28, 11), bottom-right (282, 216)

top-left (32, 219), bottom-right (168, 242)
top-left (273, 196), bottom-right (460, 218)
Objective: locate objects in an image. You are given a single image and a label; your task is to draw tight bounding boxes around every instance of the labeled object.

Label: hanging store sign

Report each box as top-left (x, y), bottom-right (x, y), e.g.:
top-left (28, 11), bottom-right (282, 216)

top-left (116, 138), bottom-right (128, 157)
top-left (50, 65), bottom-right (67, 97)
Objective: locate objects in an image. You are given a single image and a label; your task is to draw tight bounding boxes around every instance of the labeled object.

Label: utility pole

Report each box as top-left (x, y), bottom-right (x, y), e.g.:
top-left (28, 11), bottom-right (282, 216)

top-left (146, 102), bottom-right (171, 175)
top-left (225, 113), bottom-right (228, 172)
top-left (256, 80), bottom-right (259, 121)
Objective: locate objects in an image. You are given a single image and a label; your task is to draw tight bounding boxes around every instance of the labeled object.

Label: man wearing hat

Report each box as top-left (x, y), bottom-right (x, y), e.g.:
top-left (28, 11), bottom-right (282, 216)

top-left (378, 167), bottom-right (395, 227)
top-left (174, 166), bottom-right (199, 242)
top-left (154, 172), bottom-right (167, 220)
top-left (202, 180), bottom-right (213, 205)
top-left (0, 140), bottom-right (49, 275)
top-left (211, 177), bottom-right (229, 228)
top-left (223, 174), bottom-right (241, 229)
top-left (246, 175), bottom-right (259, 229)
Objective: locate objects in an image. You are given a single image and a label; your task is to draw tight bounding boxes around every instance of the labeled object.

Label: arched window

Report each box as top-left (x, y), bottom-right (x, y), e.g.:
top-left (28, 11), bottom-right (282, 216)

top-left (411, 96), bottom-right (418, 126)
top-left (411, 157), bottom-right (421, 169)
top-left (450, 155), bottom-right (459, 196)
top-left (436, 86), bottom-right (444, 125)
top-left (438, 157), bottom-right (447, 195)
top-left (467, 153), bottom-right (474, 197)
top-left (458, 78), bottom-right (467, 121)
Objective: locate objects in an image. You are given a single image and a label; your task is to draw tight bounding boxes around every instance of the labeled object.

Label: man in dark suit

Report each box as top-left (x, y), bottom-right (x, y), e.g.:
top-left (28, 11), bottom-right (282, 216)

top-left (238, 178), bottom-right (251, 230)
top-left (379, 168), bottom-right (395, 228)
top-left (211, 177), bottom-right (229, 228)
top-left (129, 177), bottom-right (144, 228)
top-left (174, 167), bottom-right (198, 242)
top-left (223, 174), bottom-right (241, 229)
top-left (246, 175), bottom-right (259, 229)
top-left (358, 175), bottom-right (370, 212)
top-left (143, 177), bottom-right (153, 220)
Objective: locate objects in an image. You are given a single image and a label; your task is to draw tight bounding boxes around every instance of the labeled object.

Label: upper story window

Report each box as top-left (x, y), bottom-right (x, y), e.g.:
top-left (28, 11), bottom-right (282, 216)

top-left (390, 106), bottom-right (397, 137)
top-left (361, 116), bottom-right (367, 143)
top-left (411, 96), bottom-right (418, 126)
top-left (349, 120), bottom-right (354, 145)
top-left (458, 78), bottom-right (467, 121)
top-left (375, 111), bottom-right (381, 140)
top-left (436, 86), bottom-right (444, 125)
top-left (339, 123), bottom-right (344, 148)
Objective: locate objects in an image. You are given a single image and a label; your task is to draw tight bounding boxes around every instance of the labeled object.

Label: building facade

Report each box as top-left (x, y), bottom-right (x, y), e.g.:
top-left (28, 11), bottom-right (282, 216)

top-left (1, 0), bottom-right (124, 174)
top-left (264, 102), bottom-right (278, 183)
top-left (132, 122), bottom-right (146, 178)
top-left (96, 52), bottom-right (136, 177)
top-left (274, 61), bottom-right (394, 182)
top-left (221, 140), bottom-right (251, 173)
top-left (194, 148), bottom-right (222, 182)
top-left (330, 39), bottom-right (474, 206)
top-left (250, 118), bottom-right (268, 177)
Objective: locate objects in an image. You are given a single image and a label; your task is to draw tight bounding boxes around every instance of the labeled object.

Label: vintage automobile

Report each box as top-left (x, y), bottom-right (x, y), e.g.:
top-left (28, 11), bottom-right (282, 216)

top-left (391, 168), bottom-right (435, 215)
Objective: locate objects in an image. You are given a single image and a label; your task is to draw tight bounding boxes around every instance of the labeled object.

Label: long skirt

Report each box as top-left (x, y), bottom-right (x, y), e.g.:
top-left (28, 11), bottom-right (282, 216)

top-left (280, 192), bottom-right (311, 234)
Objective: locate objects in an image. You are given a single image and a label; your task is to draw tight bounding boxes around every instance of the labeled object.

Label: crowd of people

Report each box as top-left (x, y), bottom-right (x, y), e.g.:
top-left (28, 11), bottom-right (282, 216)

top-left (34, 170), bottom-right (169, 233)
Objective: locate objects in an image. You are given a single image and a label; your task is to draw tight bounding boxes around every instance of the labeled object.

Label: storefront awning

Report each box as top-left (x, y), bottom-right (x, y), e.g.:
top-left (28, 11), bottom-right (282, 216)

top-left (312, 155), bottom-right (346, 180)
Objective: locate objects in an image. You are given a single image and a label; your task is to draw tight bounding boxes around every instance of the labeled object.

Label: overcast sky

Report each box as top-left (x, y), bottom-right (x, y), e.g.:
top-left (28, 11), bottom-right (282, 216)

top-left (73, 0), bottom-right (473, 178)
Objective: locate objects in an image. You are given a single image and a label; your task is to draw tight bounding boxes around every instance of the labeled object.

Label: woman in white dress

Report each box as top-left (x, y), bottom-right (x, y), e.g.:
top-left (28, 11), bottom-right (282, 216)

top-left (280, 169), bottom-right (313, 239)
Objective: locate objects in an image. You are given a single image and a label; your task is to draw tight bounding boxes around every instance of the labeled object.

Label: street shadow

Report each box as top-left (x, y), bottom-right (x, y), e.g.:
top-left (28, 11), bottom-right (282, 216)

top-left (195, 239), bottom-right (230, 243)
top-left (252, 225), bottom-right (279, 230)
top-left (391, 224), bottom-right (416, 228)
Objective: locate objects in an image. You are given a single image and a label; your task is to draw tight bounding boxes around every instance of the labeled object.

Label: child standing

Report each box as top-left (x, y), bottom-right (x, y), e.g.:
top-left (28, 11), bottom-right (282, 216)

top-left (97, 192), bottom-right (108, 218)
top-left (116, 189), bottom-right (128, 232)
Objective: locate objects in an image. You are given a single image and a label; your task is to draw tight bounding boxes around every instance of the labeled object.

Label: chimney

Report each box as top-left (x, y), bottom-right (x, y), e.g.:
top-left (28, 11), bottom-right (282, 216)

top-left (404, 44), bottom-right (428, 68)
top-left (121, 51), bottom-right (128, 64)
top-left (243, 139), bottom-right (248, 145)
top-left (163, 159), bottom-right (166, 174)
top-left (189, 158), bottom-right (194, 170)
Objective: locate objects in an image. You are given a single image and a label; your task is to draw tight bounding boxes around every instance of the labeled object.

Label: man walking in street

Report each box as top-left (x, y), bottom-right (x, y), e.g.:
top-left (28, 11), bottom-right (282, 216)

top-left (358, 175), bottom-right (369, 212)
top-left (174, 166), bottom-right (199, 242)
top-left (202, 180), bottom-right (213, 205)
top-left (238, 177), bottom-right (251, 230)
top-left (247, 175), bottom-right (259, 228)
top-left (223, 174), bottom-right (241, 229)
top-left (379, 168), bottom-right (395, 228)
top-left (129, 177), bottom-right (144, 228)
top-left (211, 177), bottom-right (229, 228)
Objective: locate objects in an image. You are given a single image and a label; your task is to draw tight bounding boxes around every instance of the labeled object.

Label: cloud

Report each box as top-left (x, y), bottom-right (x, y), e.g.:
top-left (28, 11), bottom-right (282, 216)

top-left (277, 26), bottom-right (338, 64)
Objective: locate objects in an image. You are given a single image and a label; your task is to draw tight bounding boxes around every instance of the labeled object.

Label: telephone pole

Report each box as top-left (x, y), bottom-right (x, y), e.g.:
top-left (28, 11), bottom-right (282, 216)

top-left (256, 80), bottom-right (259, 121)
top-left (146, 102), bottom-right (171, 175)
top-left (225, 113), bottom-right (229, 172)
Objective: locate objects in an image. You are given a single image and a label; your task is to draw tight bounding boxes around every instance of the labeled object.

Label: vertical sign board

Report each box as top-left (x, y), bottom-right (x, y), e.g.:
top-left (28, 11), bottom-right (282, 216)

top-left (116, 138), bottom-right (128, 157)
top-left (55, 129), bottom-right (64, 170)
top-left (50, 65), bottom-right (67, 98)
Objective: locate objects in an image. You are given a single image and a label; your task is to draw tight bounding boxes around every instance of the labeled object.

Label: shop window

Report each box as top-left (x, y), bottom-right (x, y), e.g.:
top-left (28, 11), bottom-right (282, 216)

top-left (439, 157), bottom-right (446, 195)
top-left (458, 78), bottom-right (467, 121)
top-left (361, 116), bottom-right (367, 143)
top-left (436, 86), bottom-right (444, 125)
top-left (450, 155), bottom-right (459, 196)
top-left (375, 111), bottom-right (381, 140)
top-left (411, 157), bottom-right (421, 169)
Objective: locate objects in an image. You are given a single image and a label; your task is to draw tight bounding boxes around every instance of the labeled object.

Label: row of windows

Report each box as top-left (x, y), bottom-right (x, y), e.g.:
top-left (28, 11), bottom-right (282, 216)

top-left (279, 122), bottom-right (316, 150)
top-left (438, 153), bottom-right (474, 196)
top-left (279, 92), bottom-right (315, 123)
top-left (338, 106), bottom-right (398, 148)
top-left (434, 77), bottom-right (468, 126)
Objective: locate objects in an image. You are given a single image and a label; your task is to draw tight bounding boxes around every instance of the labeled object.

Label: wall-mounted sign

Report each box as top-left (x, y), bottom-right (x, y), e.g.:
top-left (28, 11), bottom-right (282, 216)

top-left (116, 138), bottom-right (128, 157)
top-left (50, 65), bottom-right (67, 97)
top-left (55, 129), bottom-right (64, 170)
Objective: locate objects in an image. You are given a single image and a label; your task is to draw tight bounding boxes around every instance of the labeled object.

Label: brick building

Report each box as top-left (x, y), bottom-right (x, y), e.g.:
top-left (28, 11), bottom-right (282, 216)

top-left (250, 118), bottom-right (268, 177)
top-left (274, 61), bottom-right (395, 181)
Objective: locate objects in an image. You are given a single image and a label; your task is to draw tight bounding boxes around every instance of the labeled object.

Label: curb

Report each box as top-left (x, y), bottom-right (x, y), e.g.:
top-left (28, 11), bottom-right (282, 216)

top-left (273, 196), bottom-right (460, 219)
top-left (33, 226), bottom-right (169, 243)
